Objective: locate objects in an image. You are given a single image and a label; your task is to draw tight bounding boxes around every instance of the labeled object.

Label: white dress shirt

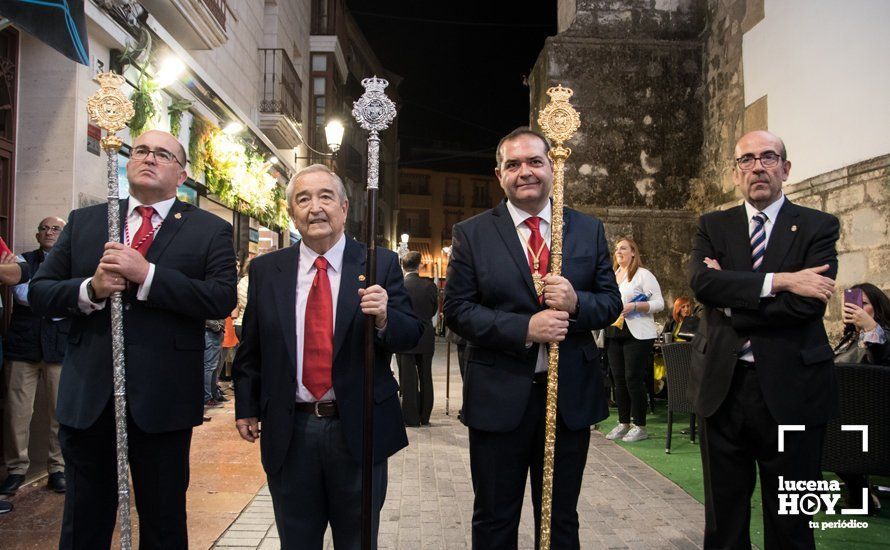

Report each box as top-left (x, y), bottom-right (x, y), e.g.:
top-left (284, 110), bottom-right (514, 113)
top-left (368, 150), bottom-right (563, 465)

top-left (506, 200), bottom-right (552, 373)
top-left (295, 234), bottom-right (346, 403)
top-left (78, 196), bottom-right (176, 313)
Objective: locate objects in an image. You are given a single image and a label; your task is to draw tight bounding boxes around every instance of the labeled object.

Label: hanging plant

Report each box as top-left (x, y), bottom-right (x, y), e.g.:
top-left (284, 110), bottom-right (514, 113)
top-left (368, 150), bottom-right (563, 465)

top-left (168, 99), bottom-right (193, 137)
top-left (128, 77), bottom-right (159, 138)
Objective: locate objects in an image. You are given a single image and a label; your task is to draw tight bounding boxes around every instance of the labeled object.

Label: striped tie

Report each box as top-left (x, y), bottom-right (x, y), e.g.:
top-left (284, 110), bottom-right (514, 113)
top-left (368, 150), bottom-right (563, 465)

top-left (739, 212), bottom-right (768, 359)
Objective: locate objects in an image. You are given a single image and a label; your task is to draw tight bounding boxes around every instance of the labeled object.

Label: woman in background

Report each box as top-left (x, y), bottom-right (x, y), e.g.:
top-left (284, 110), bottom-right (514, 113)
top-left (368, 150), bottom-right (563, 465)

top-left (663, 296), bottom-right (699, 343)
top-left (604, 237), bottom-right (664, 443)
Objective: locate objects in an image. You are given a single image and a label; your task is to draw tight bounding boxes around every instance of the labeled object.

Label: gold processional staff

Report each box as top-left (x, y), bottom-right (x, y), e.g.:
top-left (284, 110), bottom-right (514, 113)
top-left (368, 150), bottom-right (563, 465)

top-left (536, 84), bottom-right (581, 550)
top-left (86, 72), bottom-right (137, 549)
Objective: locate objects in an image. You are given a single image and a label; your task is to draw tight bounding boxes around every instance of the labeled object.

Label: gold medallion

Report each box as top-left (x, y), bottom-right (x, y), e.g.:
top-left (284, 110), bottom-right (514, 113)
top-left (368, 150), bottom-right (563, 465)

top-left (86, 72), bottom-right (135, 151)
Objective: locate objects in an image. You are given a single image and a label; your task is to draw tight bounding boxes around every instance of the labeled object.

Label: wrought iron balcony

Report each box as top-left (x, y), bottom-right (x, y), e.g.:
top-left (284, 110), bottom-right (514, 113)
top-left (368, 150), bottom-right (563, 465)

top-left (258, 49), bottom-right (303, 148)
top-left (200, 0), bottom-right (227, 30)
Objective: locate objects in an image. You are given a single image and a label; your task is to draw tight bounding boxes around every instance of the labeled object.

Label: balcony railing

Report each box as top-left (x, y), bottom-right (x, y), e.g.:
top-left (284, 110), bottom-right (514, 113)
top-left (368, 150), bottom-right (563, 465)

top-left (259, 49), bottom-right (303, 125)
top-left (201, 0), bottom-right (228, 31)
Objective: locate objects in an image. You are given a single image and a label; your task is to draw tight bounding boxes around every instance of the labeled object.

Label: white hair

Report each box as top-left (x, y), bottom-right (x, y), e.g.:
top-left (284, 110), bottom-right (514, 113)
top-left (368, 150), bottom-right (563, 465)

top-left (285, 164), bottom-right (348, 206)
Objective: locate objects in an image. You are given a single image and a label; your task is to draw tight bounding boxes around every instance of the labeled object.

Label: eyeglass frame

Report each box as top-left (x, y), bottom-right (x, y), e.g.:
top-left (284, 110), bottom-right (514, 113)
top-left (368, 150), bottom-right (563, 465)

top-left (734, 151), bottom-right (784, 171)
top-left (38, 225), bottom-right (64, 233)
top-left (130, 145), bottom-right (185, 168)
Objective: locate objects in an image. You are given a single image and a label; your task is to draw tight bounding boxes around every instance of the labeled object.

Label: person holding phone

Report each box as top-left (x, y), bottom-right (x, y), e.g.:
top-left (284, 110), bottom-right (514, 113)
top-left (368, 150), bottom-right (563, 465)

top-left (834, 283), bottom-right (890, 366)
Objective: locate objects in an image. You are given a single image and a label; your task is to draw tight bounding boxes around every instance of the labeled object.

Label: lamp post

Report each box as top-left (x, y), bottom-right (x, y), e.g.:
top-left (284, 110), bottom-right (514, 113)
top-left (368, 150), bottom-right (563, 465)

top-left (293, 119), bottom-right (345, 165)
top-left (397, 233), bottom-right (409, 258)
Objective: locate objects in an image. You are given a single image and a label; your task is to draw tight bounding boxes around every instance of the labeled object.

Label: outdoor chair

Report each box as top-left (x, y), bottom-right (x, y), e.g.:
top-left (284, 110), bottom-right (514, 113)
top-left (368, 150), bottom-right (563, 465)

top-left (662, 342), bottom-right (696, 454)
top-left (821, 362), bottom-right (890, 476)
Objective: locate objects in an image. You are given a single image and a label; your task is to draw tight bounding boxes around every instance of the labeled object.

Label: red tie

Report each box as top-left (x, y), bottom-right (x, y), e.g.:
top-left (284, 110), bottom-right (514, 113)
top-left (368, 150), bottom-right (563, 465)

top-left (525, 217), bottom-right (549, 302)
top-left (303, 256), bottom-right (334, 399)
top-left (131, 206), bottom-right (156, 257)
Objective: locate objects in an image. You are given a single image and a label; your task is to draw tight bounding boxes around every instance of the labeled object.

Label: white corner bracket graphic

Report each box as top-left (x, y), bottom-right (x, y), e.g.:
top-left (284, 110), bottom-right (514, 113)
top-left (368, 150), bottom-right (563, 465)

top-left (777, 425), bottom-right (806, 452)
top-left (841, 424), bottom-right (869, 453)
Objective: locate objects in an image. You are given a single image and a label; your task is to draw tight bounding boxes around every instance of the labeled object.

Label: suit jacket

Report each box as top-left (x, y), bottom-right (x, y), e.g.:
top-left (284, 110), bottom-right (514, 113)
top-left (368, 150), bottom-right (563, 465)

top-left (5, 249), bottom-right (72, 364)
top-left (232, 238), bottom-right (422, 475)
top-left (443, 200), bottom-right (622, 433)
top-left (687, 199), bottom-right (839, 425)
top-left (402, 272), bottom-right (438, 355)
top-left (28, 199), bottom-right (238, 433)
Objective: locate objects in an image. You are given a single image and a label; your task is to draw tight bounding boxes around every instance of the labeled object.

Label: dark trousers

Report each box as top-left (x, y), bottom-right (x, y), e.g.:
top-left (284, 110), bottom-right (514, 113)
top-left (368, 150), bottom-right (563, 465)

top-left (606, 328), bottom-right (654, 426)
top-left (396, 352), bottom-right (434, 426)
top-left (469, 383), bottom-right (590, 550)
top-left (700, 364), bottom-right (823, 550)
top-left (268, 412), bottom-right (388, 550)
top-left (58, 401), bottom-right (192, 550)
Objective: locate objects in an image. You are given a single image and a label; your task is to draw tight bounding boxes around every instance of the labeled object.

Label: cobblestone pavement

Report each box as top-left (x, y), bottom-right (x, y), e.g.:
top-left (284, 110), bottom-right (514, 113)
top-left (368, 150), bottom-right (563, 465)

top-left (213, 340), bottom-right (705, 549)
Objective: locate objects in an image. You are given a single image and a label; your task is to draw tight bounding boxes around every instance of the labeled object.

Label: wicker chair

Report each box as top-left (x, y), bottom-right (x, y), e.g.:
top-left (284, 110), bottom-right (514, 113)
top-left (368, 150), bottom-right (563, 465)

top-left (821, 362), bottom-right (890, 476)
top-left (662, 342), bottom-right (697, 454)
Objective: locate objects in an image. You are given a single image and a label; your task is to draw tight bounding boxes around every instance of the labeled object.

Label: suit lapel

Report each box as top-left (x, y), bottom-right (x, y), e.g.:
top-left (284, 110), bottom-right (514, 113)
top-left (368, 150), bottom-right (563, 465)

top-left (333, 238), bottom-right (364, 362)
top-left (492, 201), bottom-right (538, 301)
top-left (724, 205), bottom-right (753, 270)
top-left (145, 200), bottom-right (187, 263)
top-left (761, 200), bottom-right (799, 273)
top-left (273, 245), bottom-right (299, 370)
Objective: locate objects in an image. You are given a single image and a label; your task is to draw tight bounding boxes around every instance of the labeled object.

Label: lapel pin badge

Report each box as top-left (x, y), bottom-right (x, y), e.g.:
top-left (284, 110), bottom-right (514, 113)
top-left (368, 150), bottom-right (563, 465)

top-left (174, 212), bottom-right (182, 220)
top-left (358, 274), bottom-right (366, 282)
top-left (791, 224), bottom-right (797, 232)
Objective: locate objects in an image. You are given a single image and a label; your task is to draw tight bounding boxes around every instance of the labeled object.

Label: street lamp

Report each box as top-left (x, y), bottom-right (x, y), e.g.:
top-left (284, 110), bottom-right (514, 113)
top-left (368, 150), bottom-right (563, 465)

top-left (398, 233), bottom-right (409, 258)
top-left (324, 120), bottom-right (345, 153)
top-left (293, 119), bottom-right (345, 164)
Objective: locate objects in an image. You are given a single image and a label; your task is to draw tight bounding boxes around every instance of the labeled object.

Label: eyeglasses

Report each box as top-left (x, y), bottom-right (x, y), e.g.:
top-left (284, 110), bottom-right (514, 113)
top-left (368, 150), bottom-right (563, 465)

top-left (735, 151), bottom-right (782, 171)
top-left (38, 225), bottom-right (63, 233)
top-left (131, 146), bottom-right (184, 167)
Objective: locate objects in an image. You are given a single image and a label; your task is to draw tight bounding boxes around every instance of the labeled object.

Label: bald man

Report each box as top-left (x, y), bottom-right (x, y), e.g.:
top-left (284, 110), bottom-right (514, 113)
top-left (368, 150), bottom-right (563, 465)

top-left (688, 131), bottom-right (839, 549)
top-left (30, 130), bottom-right (237, 549)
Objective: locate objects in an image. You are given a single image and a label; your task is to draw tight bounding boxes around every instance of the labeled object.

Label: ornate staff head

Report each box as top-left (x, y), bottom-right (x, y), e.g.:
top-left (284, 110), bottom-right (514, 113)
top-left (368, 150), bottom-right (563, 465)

top-left (352, 76), bottom-right (396, 190)
top-left (86, 72), bottom-right (135, 152)
top-left (537, 84), bottom-right (581, 161)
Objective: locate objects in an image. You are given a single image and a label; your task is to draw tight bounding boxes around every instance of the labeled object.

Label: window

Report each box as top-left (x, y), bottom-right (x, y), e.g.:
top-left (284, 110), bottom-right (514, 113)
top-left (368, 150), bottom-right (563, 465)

top-left (311, 54), bottom-right (327, 72)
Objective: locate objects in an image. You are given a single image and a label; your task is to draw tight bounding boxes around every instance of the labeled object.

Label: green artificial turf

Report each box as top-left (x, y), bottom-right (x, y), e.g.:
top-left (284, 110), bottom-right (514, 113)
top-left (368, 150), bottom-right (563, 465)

top-left (598, 404), bottom-right (890, 549)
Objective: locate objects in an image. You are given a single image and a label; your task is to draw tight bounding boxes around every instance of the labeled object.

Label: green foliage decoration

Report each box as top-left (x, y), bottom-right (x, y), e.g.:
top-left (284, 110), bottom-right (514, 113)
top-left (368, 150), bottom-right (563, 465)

top-left (168, 99), bottom-right (193, 137)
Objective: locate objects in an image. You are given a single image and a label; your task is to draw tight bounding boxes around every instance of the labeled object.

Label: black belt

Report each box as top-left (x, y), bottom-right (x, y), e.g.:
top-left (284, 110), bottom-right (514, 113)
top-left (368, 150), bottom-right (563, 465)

top-left (533, 371), bottom-right (548, 385)
top-left (295, 400), bottom-right (338, 417)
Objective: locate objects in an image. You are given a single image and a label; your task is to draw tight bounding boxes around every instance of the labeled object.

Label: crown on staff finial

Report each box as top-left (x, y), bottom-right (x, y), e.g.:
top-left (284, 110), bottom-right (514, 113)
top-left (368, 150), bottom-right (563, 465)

top-left (546, 85), bottom-right (573, 103)
top-left (361, 76), bottom-right (388, 93)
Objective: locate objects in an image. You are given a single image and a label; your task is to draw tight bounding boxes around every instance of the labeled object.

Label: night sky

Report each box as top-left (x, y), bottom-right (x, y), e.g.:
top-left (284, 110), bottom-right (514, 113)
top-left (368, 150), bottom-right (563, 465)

top-left (347, 1), bottom-right (557, 174)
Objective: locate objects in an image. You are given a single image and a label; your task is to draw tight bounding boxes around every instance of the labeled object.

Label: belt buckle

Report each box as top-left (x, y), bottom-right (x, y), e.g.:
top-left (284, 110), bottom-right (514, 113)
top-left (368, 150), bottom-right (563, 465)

top-left (314, 401), bottom-right (323, 417)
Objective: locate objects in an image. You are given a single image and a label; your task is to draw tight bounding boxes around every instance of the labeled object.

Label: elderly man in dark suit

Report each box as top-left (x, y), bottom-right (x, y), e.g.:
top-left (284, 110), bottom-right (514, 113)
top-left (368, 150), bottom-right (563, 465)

top-left (688, 130), bottom-right (839, 549)
top-left (233, 164), bottom-right (421, 550)
top-left (444, 127), bottom-right (621, 549)
top-left (29, 130), bottom-right (237, 550)
top-left (396, 250), bottom-right (439, 426)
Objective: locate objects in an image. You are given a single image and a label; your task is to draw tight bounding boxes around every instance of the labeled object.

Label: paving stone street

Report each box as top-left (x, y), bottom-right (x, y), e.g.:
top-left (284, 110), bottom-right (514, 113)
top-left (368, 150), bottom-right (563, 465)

top-left (212, 340), bottom-right (705, 549)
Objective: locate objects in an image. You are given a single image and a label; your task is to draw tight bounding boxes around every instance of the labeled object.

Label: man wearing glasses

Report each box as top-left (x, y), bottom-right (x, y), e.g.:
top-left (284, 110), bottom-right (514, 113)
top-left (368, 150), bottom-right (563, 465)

top-left (1, 217), bottom-right (69, 498)
top-left (29, 130), bottom-right (237, 549)
top-left (688, 130), bottom-right (839, 549)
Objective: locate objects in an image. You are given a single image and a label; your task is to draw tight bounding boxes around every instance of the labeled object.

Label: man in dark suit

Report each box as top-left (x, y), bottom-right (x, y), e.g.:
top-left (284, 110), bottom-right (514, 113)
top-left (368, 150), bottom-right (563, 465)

top-left (444, 127), bottom-right (621, 549)
top-left (397, 250), bottom-right (438, 426)
top-left (233, 164), bottom-right (421, 549)
top-left (688, 130), bottom-right (839, 549)
top-left (29, 130), bottom-right (237, 549)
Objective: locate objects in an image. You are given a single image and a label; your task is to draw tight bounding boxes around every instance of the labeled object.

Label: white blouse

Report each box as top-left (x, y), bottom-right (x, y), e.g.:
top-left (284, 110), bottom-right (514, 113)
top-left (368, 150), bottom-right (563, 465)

top-left (616, 267), bottom-right (664, 340)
